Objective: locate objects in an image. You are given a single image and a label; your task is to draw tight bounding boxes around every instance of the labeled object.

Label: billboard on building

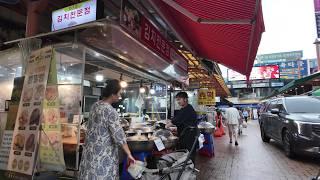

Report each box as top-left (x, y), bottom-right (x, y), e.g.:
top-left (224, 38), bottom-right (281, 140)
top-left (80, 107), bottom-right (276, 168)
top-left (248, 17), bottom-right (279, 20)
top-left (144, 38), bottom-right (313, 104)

top-left (315, 0), bottom-right (320, 37)
top-left (228, 65), bottom-right (280, 81)
top-left (256, 51), bottom-right (303, 62)
top-left (278, 60), bottom-right (308, 79)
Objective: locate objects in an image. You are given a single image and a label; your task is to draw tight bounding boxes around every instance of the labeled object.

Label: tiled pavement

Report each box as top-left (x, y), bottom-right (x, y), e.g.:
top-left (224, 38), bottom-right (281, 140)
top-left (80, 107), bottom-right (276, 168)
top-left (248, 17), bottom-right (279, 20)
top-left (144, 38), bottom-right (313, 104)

top-left (196, 120), bottom-right (320, 180)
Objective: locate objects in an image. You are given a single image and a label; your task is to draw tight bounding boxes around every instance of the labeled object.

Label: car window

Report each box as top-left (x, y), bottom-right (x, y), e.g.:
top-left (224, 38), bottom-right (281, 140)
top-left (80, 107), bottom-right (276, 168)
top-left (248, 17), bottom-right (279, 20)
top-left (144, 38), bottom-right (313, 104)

top-left (260, 102), bottom-right (267, 112)
top-left (276, 101), bottom-right (286, 113)
top-left (267, 100), bottom-right (278, 112)
top-left (285, 97), bottom-right (320, 113)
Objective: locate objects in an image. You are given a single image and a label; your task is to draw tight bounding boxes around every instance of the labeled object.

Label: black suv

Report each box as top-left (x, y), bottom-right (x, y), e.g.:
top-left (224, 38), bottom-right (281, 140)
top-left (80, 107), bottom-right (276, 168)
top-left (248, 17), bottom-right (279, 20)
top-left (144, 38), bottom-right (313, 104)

top-left (259, 96), bottom-right (320, 157)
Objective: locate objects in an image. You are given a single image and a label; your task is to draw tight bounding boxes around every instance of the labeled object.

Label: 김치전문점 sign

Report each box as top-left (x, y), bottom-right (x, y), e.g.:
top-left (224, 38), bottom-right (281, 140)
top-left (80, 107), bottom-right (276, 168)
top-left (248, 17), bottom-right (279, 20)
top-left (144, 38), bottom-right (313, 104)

top-left (52, 0), bottom-right (97, 31)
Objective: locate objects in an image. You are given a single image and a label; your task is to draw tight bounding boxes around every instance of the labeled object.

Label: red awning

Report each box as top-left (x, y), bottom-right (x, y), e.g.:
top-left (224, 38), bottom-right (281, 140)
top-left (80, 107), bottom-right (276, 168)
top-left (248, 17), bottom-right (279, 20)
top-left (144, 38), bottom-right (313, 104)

top-left (149, 0), bottom-right (265, 76)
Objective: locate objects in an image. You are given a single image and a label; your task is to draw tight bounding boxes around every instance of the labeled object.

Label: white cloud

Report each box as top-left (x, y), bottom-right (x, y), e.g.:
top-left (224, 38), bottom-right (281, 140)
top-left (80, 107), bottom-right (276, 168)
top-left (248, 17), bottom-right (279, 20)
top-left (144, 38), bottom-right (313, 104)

top-left (220, 0), bottom-right (318, 78)
top-left (258, 0), bottom-right (317, 59)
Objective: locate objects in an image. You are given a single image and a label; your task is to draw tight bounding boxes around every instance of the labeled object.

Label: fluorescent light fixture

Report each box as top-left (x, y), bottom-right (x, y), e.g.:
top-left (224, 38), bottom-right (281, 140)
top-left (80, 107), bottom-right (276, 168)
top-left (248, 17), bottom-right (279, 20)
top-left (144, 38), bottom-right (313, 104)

top-left (95, 74), bottom-right (104, 82)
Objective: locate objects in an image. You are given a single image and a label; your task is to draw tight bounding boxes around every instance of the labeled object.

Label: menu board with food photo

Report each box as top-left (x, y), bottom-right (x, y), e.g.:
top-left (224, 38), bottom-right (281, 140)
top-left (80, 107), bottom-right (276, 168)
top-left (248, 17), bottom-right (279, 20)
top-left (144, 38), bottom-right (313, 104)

top-left (39, 85), bottom-right (65, 172)
top-left (39, 52), bottom-right (65, 172)
top-left (7, 46), bottom-right (53, 176)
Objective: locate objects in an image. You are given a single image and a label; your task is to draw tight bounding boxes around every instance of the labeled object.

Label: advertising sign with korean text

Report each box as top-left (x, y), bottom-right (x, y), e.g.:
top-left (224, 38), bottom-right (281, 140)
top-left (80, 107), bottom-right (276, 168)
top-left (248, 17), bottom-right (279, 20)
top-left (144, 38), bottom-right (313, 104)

top-left (7, 47), bottom-right (53, 177)
top-left (52, 0), bottom-right (97, 31)
top-left (198, 88), bottom-right (216, 106)
top-left (250, 65), bottom-right (280, 80)
top-left (228, 65), bottom-right (280, 81)
top-left (278, 60), bottom-right (308, 79)
top-left (120, 0), bottom-right (187, 68)
top-left (257, 51), bottom-right (303, 62)
top-left (315, 0), bottom-right (320, 37)
top-left (39, 51), bottom-right (65, 172)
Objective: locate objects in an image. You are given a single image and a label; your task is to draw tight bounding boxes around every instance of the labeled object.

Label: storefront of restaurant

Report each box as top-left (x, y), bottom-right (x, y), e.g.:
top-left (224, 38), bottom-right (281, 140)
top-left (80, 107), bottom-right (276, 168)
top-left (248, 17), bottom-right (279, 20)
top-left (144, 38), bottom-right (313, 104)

top-left (0, 0), bottom-right (191, 178)
top-left (0, 0), bottom-right (264, 179)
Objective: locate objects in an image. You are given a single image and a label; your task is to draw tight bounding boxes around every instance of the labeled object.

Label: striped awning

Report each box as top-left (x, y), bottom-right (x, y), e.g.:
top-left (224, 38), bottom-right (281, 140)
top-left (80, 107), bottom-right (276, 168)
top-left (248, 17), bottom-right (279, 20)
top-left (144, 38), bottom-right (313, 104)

top-left (149, 0), bottom-right (265, 76)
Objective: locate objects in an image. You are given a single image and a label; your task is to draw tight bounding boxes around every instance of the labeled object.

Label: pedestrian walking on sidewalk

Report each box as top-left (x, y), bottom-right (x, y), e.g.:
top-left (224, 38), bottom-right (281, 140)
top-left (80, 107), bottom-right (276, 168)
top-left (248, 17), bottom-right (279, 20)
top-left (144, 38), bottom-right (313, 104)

top-left (214, 110), bottom-right (225, 137)
top-left (242, 110), bottom-right (249, 123)
top-left (224, 104), bottom-right (241, 146)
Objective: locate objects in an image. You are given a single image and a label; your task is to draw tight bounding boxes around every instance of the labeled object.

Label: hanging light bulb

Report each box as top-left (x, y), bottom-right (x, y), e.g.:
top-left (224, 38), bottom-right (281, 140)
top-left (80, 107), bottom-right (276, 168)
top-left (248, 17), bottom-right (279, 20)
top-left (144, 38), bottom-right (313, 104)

top-left (150, 83), bottom-right (155, 95)
top-left (120, 74), bottom-right (128, 88)
top-left (95, 74), bottom-right (104, 82)
top-left (139, 80), bottom-right (146, 93)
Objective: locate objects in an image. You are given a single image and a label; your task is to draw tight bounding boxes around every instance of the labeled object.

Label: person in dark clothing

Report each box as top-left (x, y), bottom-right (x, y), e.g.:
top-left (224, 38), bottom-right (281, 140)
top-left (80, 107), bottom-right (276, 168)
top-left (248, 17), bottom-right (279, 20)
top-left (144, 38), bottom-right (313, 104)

top-left (167, 92), bottom-right (198, 162)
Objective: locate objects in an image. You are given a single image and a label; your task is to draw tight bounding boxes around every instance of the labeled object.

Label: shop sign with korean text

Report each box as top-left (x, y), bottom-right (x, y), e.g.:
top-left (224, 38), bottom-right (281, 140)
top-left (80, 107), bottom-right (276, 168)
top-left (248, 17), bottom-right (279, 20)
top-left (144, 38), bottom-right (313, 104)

top-left (198, 88), bottom-right (216, 106)
top-left (279, 60), bottom-right (308, 79)
top-left (120, 0), bottom-right (187, 67)
top-left (52, 0), bottom-right (97, 31)
top-left (7, 47), bottom-right (53, 177)
top-left (315, 0), bottom-right (320, 38)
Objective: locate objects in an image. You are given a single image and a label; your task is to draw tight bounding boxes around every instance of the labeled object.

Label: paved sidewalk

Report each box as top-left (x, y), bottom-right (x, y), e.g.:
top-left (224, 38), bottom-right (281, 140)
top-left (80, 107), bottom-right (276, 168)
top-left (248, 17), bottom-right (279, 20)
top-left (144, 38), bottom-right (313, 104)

top-left (196, 120), bottom-right (320, 180)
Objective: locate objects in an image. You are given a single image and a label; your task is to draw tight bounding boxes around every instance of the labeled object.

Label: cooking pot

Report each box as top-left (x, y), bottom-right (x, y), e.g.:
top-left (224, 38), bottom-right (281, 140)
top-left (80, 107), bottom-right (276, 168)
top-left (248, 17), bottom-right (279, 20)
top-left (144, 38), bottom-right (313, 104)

top-left (126, 135), bottom-right (156, 152)
top-left (126, 123), bottom-right (154, 136)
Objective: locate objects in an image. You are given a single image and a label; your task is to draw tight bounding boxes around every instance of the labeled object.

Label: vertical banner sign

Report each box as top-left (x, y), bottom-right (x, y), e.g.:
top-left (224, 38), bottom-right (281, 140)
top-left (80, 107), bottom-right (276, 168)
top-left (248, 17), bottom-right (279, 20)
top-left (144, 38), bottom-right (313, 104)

top-left (39, 50), bottom-right (65, 172)
top-left (0, 77), bottom-right (24, 172)
top-left (315, 0), bottom-right (320, 38)
top-left (198, 89), bottom-right (216, 106)
top-left (7, 47), bottom-right (52, 177)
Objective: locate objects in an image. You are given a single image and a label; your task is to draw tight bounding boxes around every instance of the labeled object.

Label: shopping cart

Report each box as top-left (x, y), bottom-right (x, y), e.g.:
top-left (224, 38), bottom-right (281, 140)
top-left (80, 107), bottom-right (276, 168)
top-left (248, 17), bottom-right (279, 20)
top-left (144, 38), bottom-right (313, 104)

top-left (133, 127), bottom-right (200, 180)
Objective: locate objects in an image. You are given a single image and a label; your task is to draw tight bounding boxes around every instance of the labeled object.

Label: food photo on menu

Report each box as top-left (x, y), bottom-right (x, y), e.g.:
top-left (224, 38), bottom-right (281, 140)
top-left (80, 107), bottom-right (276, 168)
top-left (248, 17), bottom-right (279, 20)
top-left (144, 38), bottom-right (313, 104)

top-left (18, 108), bottom-right (29, 129)
top-left (33, 84), bottom-right (45, 101)
top-left (29, 108), bottom-right (41, 126)
top-left (45, 86), bottom-right (58, 101)
top-left (13, 133), bottom-right (25, 151)
top-left (44, 108), bottom-right (59, 124)
top-left (25, 134), bottom-right (35, 152)
top-left (22, 88), bottom-right (33, 102)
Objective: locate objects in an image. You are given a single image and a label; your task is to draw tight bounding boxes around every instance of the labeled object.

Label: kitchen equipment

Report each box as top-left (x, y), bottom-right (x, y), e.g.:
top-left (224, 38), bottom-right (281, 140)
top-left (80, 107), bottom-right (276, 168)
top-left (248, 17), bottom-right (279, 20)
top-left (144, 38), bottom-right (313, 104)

top-left (147, 119), bottom-right (157, 125)
top-left (120, 118), bottom-right (130, 131)
top-left (198, 121), bottom-right (215, 133)
top-left (126, 123), bottom-right (154, 136)
top-left (153, 129), bottom-right (178, 149)
top-left (126, 134), bottom-right (156, 152)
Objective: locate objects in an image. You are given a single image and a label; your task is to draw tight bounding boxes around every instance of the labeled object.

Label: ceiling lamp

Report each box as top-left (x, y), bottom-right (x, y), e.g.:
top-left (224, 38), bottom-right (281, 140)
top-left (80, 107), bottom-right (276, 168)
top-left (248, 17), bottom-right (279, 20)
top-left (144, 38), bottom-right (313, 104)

top-left (120, 74), bottom-right (128, 88)
top-left (95, 74), bottom-right (104, 82)
top-left (150, 83), bottom-right (155, 95)
top-left (139, 80), bottom-right (146, 93)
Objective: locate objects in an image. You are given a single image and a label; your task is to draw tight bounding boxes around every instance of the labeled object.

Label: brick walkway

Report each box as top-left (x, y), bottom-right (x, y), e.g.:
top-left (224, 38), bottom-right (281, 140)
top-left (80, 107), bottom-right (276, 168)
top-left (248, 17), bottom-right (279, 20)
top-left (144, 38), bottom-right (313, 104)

top-left (196, 120), bottom-right (320, 180)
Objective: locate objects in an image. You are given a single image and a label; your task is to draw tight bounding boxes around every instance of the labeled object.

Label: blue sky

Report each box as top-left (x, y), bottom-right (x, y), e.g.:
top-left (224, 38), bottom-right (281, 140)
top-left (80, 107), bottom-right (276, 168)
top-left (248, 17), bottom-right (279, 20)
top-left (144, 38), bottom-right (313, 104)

top-left (220, 0), bottom-right (318, 77)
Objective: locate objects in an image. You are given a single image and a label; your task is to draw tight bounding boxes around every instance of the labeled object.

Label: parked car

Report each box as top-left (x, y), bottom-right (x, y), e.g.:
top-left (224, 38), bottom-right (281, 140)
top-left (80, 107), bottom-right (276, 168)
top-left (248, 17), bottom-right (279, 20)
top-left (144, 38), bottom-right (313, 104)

top-left (259, 96), bottom-right (320, 157)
